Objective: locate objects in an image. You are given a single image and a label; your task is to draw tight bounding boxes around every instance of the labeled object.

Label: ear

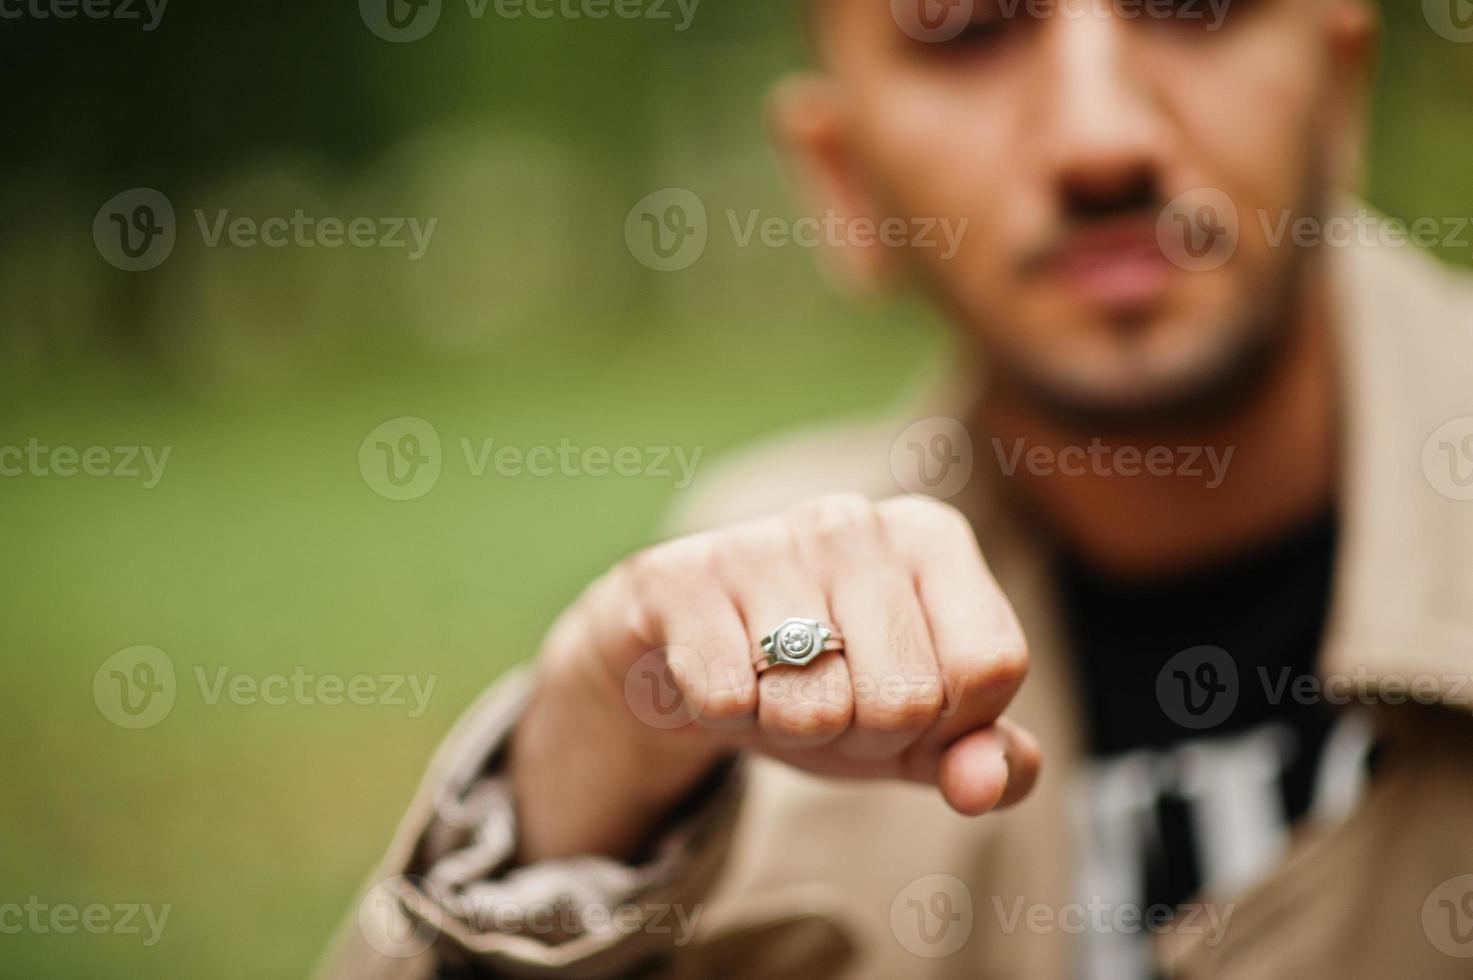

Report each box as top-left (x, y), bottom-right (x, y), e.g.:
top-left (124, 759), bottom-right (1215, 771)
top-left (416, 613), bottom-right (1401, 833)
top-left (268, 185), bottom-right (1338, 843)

top-left (1323, 0), bottom-right (1381, 191)
top-left (767, 72), bottom-right (898, 295)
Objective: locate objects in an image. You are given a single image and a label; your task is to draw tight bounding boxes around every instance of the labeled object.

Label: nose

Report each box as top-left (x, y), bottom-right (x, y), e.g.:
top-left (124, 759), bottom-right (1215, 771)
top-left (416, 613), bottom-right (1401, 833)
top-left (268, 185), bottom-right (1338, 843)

top-left (1038, 5), bottom-right (1167, 208)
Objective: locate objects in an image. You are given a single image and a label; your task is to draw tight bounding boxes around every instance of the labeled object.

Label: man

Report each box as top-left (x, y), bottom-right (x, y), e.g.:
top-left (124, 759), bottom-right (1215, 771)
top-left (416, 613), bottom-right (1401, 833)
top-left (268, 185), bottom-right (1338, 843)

top-left (323, 0), bottom-right (1473, 976)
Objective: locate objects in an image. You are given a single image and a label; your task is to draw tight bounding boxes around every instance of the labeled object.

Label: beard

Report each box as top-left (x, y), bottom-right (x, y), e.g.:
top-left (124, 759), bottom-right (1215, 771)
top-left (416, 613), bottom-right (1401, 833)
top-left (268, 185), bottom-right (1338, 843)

top-left (984, 177), bottom-right (1330, 436)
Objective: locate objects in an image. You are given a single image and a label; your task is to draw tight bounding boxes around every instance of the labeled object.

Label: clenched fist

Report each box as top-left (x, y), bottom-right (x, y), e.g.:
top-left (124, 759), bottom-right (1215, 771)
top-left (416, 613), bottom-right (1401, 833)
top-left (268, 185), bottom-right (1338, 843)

top-left (512, 494), bottom-right (1040, 862)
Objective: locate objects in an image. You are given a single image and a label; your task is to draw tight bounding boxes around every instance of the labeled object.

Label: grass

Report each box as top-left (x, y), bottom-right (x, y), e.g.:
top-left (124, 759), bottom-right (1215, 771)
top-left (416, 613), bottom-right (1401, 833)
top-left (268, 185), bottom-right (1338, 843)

top-left (0, 304), bottom-right (940, 978)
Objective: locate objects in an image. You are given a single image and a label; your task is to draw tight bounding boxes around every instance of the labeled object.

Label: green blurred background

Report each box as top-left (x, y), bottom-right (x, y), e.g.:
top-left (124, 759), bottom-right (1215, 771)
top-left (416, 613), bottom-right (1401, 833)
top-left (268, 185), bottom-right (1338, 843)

top-left (1, 2), bottom-right (1470, 976)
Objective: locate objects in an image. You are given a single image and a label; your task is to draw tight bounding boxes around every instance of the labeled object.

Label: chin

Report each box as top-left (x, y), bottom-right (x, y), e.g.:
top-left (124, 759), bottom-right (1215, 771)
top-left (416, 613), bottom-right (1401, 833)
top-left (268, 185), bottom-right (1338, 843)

top-left (998, 308), bottom-right (1291, 433)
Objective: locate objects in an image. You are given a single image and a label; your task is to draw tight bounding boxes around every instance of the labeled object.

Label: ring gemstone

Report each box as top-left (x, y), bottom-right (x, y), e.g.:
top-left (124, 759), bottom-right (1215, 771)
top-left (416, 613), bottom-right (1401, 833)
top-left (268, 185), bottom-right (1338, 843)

top-left (779, 623), bottom-right (816, 658)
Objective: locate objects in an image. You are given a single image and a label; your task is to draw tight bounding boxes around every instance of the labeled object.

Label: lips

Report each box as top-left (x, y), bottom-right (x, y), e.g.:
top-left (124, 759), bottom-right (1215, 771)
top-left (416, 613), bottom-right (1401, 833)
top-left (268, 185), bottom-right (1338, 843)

top-left (1040, 218), bottom-right (1173, 311)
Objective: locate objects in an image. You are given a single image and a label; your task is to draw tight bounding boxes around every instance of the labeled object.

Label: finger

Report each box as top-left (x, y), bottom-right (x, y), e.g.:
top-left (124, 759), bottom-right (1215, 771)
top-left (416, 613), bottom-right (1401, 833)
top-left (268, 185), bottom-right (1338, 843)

top-left (788, 495), bottom-right (943, 760)
top-left (878, 497), bottom-right (1028, 743)
top-left (589, 537), bottom-right (759, 729)
top-left (719, 517), bottom-right (854, 748)
top-left (659, 590), bottom-right (760, 731)
top-left (916, 718), bottom-right (1042, 817)
top-left (755, 651), bottom-right (853, 748)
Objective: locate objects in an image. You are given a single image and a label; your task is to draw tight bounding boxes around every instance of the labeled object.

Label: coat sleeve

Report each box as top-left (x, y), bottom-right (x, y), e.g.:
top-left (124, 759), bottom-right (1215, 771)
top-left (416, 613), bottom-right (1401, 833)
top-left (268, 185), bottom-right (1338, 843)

top-left (314, 667), bottom-right (746, 980)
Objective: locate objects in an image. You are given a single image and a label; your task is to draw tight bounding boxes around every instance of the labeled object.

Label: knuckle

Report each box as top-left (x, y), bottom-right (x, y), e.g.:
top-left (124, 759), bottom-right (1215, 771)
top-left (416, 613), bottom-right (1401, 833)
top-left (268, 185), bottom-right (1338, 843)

top-left (766, 705), bottom-right (848, 742)
top-left (762, 682), bottom-right (852, 740)
top-left (880, 495), bottom-right (973, 536)
top-left (626, 533), bottom-right (719, 585)
top-left (701, 682), bottom-right (758, 722)
top-left (708, 518), bottom-right (793, 579)
top-left (791, 493), bottom-right (879, 546)
top-left (946, 629), bottom-right (1029, 684)
top-left (856, 694), bottom-right (940, 737)
top-left (948, 642), bottom-right (1029, 700)
top-left (990, 642), bottom-right (1031, 686)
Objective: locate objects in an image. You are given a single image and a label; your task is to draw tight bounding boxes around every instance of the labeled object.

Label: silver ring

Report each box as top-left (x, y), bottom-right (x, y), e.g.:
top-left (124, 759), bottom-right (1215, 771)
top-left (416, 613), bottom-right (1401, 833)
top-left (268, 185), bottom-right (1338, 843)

top-left (755, 618), bottom-right (844, 673)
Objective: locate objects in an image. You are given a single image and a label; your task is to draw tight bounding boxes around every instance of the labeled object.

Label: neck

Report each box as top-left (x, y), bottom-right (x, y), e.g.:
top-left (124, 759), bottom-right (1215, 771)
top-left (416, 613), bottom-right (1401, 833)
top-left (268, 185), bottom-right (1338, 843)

top-left (978, 288), bottom-right (1340, 580)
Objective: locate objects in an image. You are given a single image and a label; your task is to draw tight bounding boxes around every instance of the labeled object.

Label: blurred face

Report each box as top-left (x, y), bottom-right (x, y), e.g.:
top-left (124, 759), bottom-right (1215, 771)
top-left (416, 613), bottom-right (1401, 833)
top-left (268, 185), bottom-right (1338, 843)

top-left (792, 0), bottom-right (1374, 424)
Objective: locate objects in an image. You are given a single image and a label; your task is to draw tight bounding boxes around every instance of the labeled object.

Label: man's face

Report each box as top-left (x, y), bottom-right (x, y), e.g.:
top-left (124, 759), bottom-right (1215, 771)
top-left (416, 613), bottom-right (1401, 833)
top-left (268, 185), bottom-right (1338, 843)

top-left (802, 0), bottom-right (1371, 424)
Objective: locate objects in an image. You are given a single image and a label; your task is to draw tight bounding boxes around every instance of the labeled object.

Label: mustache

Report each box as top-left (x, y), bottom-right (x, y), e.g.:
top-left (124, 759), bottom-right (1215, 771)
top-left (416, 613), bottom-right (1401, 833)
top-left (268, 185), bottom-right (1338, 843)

top-left (1020, 173), bottom-right (1163, 272)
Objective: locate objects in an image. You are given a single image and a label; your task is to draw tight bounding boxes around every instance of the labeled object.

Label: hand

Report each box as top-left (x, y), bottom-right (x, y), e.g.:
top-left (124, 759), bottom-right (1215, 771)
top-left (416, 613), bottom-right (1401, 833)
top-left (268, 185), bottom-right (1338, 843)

top-left (511, 494), bottom-right (1040, 862)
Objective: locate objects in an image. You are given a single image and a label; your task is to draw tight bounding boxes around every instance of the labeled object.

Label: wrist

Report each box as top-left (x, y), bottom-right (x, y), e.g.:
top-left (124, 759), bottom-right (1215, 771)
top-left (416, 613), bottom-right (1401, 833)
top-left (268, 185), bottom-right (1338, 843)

top-left (511, 652), bottom-right (724, 862)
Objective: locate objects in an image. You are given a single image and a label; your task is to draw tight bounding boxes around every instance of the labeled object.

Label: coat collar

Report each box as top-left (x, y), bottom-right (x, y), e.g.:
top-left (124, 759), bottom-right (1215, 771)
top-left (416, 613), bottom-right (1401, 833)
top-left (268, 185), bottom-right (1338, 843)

top-left (1319, 218), bottom-right (1473, 708)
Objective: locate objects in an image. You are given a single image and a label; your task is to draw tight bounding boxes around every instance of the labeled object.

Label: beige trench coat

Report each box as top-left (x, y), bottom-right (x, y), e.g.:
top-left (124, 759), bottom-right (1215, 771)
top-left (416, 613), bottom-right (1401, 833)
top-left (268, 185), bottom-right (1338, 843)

top-left (321, 232), bottom-right (1473, 980)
